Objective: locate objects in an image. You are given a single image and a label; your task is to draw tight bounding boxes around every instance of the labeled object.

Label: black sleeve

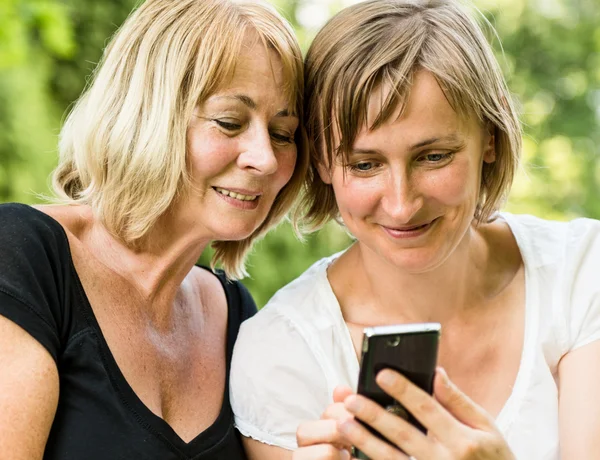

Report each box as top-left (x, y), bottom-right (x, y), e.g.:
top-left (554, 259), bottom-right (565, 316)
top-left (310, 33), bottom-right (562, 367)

top-left (235, 281), bottom-right (257, 322)
top-left (200, 266), bottom-right (258, 322)
top-left (0, 204), bottom-right (71, 362)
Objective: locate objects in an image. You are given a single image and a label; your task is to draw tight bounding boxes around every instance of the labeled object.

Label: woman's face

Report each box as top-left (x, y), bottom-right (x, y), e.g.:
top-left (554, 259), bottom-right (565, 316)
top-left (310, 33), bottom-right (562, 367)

top-left (322, 70), bottom-right (495, 273)
top-left (185, 35), bottom-right (298, 241)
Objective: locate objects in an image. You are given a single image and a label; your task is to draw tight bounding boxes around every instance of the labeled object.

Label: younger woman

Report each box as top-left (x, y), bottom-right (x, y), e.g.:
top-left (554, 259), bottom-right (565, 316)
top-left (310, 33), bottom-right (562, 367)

top-left (230, 1), bottom-right (600, 459)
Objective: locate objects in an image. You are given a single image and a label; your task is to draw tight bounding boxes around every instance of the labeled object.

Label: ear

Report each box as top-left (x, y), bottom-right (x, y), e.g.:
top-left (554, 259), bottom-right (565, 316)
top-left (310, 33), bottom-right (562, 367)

top-left (317, 160), bottom-right (333, 184)
top-left (482, 123), bottom-right (496, 164)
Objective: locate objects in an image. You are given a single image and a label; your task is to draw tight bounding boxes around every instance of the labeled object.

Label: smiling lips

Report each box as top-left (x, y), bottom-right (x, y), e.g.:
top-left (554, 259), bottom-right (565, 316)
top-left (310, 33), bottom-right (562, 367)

top-left (214, 187), bottom-right (259, 202)
top-left (381, 218), bottom-right (438, 238)
top-left (389, 222), bottom-right (430, 231)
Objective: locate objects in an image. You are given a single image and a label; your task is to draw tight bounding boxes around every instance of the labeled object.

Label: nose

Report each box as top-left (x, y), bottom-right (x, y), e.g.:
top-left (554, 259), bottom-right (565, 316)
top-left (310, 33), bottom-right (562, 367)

top-left (237, 125), bottom-right (278, 176)
top-left (382, 170), bottom-right (422, 224)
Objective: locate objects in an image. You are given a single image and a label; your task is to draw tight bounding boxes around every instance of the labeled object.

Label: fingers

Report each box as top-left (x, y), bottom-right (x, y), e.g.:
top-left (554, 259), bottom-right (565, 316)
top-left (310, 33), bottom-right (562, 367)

top-left (297, 419), bottom-right (351, 450)
top-left (374, 368), bottom-right (464, 444)
top-left (433, 367), bottom-right (495, 430)
top-left (318, 397), bottom-right (354, 450)
top-left (341, 369), bottom-right (514, 460)
top-left (344, 394), bottom-right (436, 458)
top-left (333, 385), bottom-right (354, 404)
top-left (321, 402), bottom-right (354, 423)
top-left (296, 388), bottom-right (357, 452)
top-left (292, 444), bottom-right (351, 460)
top-left (337, 418), bottom-right (409, 460)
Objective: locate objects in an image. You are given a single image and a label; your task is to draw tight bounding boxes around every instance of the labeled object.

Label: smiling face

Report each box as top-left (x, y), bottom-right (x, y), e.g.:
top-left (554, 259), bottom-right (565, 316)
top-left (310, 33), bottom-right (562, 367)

top-left (321, 70), bottom-right (495, 273)
top-left (184, 34), bottom-right (298, 241)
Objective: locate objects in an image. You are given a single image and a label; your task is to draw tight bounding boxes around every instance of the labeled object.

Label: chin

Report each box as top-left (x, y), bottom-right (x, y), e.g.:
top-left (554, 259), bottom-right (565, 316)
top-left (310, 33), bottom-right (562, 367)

top-left (218, 222), bottom-right (262, 242)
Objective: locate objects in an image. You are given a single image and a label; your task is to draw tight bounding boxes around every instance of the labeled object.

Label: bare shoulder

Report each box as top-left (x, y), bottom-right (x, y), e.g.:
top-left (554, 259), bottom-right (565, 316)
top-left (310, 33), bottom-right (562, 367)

top-left (188, 265), bottom-right (228, 311)
top-left (32, 204), bottom-right (93, 240)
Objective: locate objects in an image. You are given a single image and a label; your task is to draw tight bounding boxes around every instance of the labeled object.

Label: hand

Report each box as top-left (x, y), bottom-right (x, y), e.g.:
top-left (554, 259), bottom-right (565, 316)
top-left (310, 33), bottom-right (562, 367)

top-left (338, 368), bottom-right (516, 459)
top-left (292, 386), bottom-right (355, 459)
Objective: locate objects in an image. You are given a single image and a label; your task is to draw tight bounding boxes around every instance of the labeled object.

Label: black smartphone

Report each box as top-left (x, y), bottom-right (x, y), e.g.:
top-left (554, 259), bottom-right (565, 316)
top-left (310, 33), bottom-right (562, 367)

top-left (354, 322), bottom-right (441, 459)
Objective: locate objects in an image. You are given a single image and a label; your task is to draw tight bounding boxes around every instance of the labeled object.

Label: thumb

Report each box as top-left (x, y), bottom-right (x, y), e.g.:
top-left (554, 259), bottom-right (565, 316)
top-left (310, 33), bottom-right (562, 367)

top-left (434, 367), bottom-right (495, 430)
top-left (333, 385), bottom-right (354, 404)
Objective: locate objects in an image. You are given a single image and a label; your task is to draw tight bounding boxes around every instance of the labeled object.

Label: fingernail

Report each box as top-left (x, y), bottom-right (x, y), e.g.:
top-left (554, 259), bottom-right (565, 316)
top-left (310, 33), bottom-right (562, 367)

top-left (338, 420), bottom-right (354, 435)
top-left (437, 367), bottom-right (450, 388)
top-left (340, 448), bottom-right (351, 460)
top-left (345, 395), bottom-right (362, 413)
top-left (376, 369), bottom-right (397, 387)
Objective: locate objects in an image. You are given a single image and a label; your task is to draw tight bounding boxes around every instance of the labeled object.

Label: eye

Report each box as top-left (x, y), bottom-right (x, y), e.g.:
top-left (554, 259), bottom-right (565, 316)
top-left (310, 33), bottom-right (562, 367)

top-left (270, 131), bottom-right (295, 146)
top-left (426, 153), bottom-right (446, 162)
top-left (418, 152), bottom-right (454, 164)
top-left (348, 161), bottom-right (378, 173)
top-left (214, 119), bottom-right (241, 131)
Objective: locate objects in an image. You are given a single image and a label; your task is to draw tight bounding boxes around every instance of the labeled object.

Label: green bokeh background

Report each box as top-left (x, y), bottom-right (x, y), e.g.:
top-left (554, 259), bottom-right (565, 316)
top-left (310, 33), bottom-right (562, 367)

top-left (1, 0), bottom-right (599, 307)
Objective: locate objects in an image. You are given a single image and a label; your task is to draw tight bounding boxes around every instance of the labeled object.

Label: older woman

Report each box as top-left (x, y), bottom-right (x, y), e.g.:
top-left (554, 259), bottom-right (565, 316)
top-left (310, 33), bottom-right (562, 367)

top-left (0, 0), bottom-right (306, 458)
top-left (230, 0), bottom-right (600, 459)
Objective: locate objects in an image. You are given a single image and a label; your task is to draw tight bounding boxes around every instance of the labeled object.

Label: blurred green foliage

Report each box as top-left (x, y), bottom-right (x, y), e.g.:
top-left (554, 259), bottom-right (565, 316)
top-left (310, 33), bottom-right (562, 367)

top-left (0, 0), bottom-right (598, 307)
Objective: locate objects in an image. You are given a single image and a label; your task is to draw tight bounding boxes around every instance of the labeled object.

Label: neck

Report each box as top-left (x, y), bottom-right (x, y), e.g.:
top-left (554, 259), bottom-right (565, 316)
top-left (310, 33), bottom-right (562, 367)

top-left (334, 225), bottom-right (503, 326)
top-left (83, 205), bottom-right (211, 313)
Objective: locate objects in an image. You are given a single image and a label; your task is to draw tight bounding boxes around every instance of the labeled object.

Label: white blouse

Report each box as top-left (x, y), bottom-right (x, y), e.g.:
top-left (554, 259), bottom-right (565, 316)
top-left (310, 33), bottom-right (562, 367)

top-left (230, 213), bottom-right (600, 459)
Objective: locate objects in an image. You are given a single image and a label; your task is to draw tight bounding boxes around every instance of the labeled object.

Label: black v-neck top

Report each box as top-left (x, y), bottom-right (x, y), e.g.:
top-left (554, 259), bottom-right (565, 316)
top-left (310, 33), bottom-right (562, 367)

top-left (0, 203), bottom-right (256, 459)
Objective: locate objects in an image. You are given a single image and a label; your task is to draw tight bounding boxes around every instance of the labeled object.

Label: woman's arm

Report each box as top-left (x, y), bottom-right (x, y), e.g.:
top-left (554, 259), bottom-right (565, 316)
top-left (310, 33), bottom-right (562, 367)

top-left (0, 315), bottom-right (59, 459)
top-left (242, 437), bottom-right (293, 460)
top-left (559, 339), bottom-right (600, 458)
top-left (242, 386), bottom-right (355, 460)
top-left (243, 432), bottom-right (351, 460)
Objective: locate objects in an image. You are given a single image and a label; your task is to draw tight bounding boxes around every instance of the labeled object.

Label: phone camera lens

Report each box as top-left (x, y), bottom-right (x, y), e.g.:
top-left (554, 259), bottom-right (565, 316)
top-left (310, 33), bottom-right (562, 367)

top-left (386, 336), bottom-right (401, 347)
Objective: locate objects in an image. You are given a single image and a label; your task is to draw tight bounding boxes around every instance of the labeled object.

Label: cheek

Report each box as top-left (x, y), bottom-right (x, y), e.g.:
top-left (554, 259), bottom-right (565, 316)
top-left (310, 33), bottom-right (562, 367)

top-left (332, 172), bottom-right (380, 215)
top-left (283, 149), bottom-right (298, 180)
top-left (273, 148), bottom-right (298, 191)
top-left (187, 134), bottom-right (231, 176)
top-left (426, 161), bottom-right (481, 207)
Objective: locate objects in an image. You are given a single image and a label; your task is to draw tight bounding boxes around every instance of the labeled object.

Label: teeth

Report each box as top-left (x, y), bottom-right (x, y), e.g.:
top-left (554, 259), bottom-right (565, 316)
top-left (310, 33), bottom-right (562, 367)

top-left (215, 187), bottom-right (258, 201)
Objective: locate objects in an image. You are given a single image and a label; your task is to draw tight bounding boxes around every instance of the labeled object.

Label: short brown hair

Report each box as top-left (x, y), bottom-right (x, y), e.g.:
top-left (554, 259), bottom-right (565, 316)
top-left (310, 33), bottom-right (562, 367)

top-left (296, 0), bottom-right (521, 231)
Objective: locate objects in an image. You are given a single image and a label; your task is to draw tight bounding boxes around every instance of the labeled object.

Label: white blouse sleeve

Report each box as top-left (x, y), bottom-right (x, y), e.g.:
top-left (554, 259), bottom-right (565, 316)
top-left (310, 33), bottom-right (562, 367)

top-left (564, 218), bottom-right (600, 352)
top-left (230, 308), bottom-right (332, 450)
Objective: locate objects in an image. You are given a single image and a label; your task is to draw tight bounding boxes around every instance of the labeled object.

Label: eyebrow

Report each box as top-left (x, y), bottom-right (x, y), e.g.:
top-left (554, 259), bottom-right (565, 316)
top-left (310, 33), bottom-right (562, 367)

top-left (351, 134), bottom-right (464, 155)
top-left (217, 94), bottom-right (292, 118)
top-left (410, 135), bottom-right (463, 150)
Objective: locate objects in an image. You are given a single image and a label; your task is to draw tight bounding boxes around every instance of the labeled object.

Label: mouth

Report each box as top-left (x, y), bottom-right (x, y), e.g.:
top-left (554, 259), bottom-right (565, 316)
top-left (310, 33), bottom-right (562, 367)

top-left (388, 222), bottom-right (431, 231)
top-left (381, 217), bottom-right (439, 238)
top-left (213, 187), bottom-right (260, 202)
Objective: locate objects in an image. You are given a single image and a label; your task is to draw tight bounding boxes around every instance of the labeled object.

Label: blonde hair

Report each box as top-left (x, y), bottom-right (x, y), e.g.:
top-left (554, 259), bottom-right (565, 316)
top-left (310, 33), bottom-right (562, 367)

top-left (297, 0), bottom-right (521, 230)
top-left (54, 0), bottom-right (307, 278)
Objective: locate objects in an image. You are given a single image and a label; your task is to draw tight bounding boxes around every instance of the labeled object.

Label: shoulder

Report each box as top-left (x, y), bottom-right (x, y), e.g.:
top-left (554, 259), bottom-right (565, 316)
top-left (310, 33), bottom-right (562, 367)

top-left (229, 256), bottom-right (341, 450)
top-left (504, 213), bottom-right (600, 353)
top-left (239, 253), bottom-right (341, 340)
top-left (0, 202), bottom-right (94, 255)
top-left (0, 203), bottom-right (73, 272)
top-left (501, 212), bottom-right (600, 268)
top-left (231, 253), bottom-right (343, 391)
top-left (0, 203), bottom-right (78, 362)
top-left (502, 212), bottom-right (600, 296)
top-left (0, 202), bottom-right (66, 241)
top-left (191, 265), bottom-right (257, 323)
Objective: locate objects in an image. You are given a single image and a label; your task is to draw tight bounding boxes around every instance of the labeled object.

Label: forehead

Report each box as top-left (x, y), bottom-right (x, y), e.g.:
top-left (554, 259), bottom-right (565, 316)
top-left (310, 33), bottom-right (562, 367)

top-left (352, 70), bottom-right (480, 145)
top-left (211, 33), bottom-right (296, 113)
top-left (228, 38), bottom-right (283, 86)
